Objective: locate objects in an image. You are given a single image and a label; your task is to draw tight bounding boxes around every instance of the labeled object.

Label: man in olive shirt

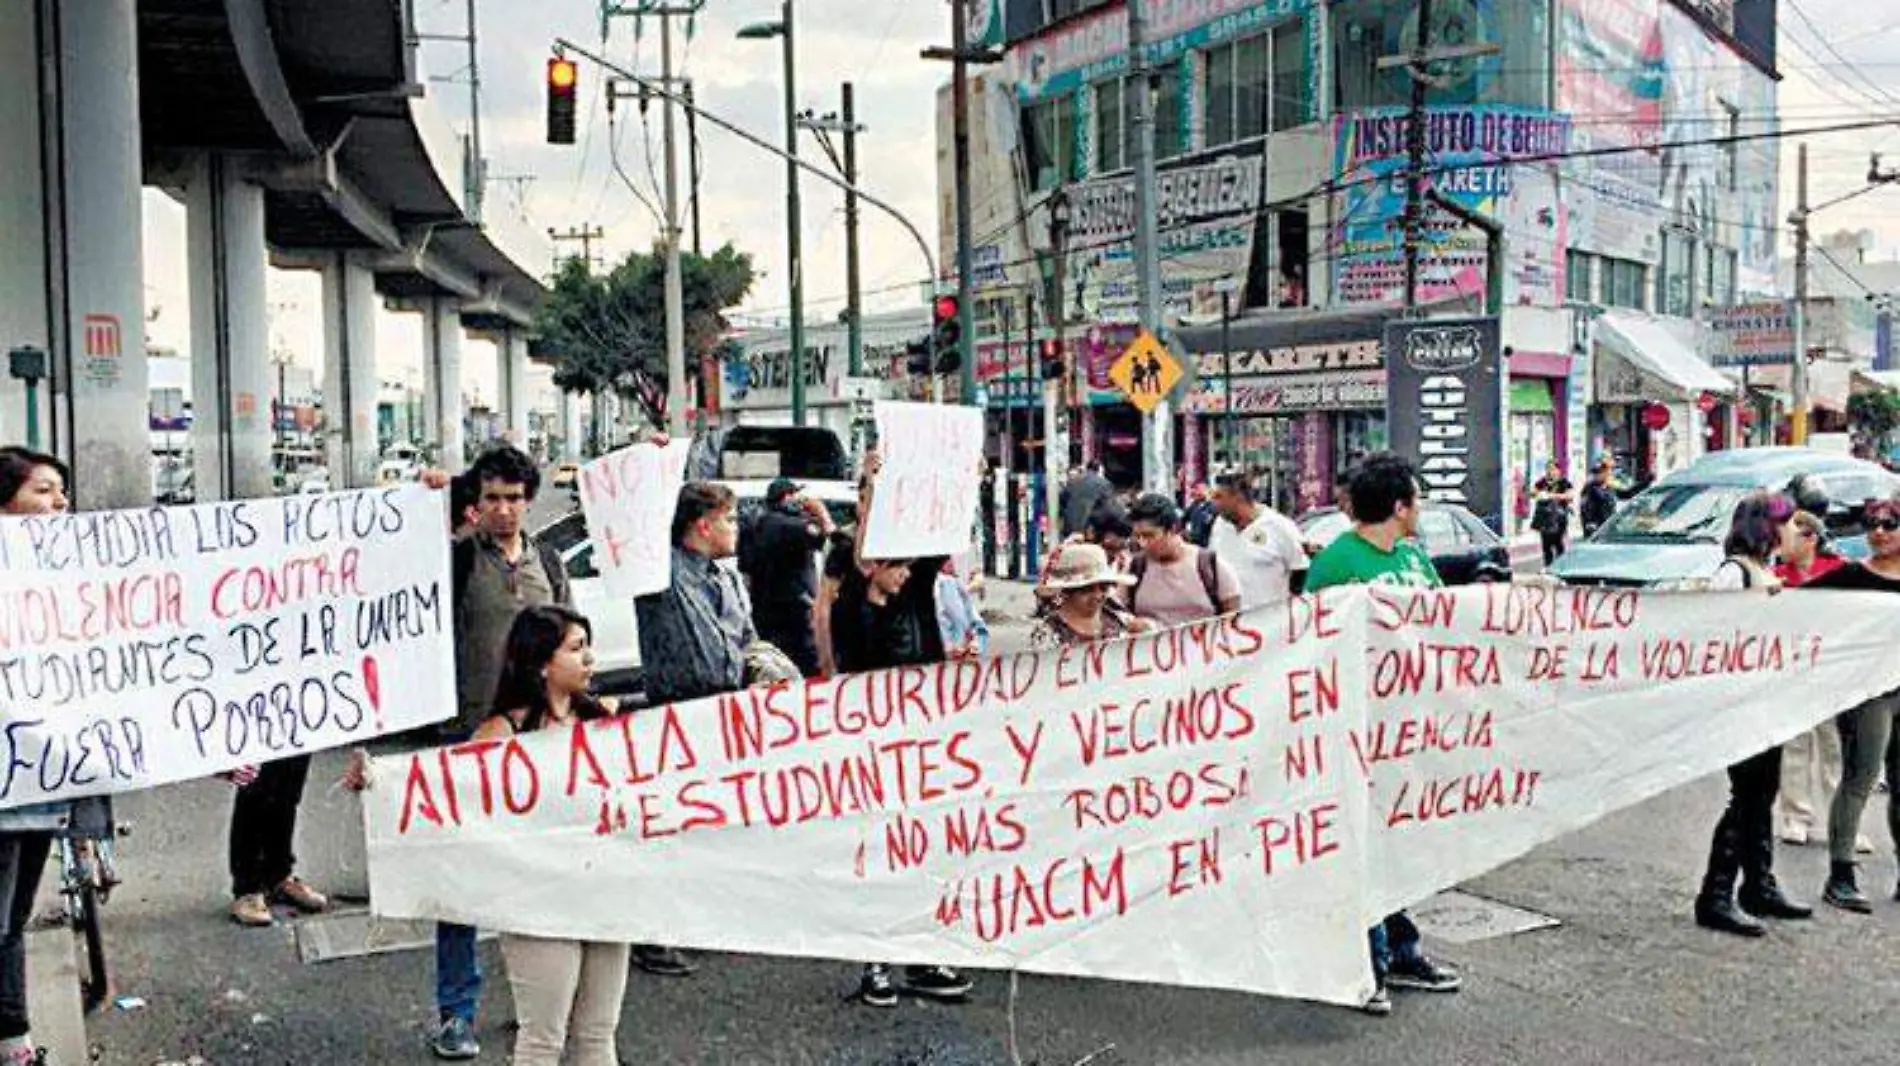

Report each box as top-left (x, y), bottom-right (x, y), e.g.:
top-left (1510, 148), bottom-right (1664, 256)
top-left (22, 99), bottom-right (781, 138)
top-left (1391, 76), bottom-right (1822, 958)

top-left (1304, 453), bottom-right (1461, 1017)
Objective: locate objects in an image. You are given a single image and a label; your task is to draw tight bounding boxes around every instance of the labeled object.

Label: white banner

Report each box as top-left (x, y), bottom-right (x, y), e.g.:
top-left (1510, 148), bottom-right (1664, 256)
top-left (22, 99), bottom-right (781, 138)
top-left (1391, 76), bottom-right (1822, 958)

top-left (576, 441), bottom-right (693, 599)
top-left (0, 487), bottom-right (455, 808)
top-left (362, 586), bottom-right (1900, 1004)
top-left (862, 402), bottom-right (984, 560)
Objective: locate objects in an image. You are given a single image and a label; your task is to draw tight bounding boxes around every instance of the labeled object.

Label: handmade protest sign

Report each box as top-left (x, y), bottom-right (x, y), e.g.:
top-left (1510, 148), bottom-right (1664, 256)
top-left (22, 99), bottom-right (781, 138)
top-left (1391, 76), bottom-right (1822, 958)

top-left (364, 593), bottom-right (1377, 1005)
top-left (862, 401), bottom-right (985, 560)
top-left (0, 486), bottom-right (454, 809)
top-left (576, 440), bottom-right (694, 599)
top-left (1358, 583), bottom-right (1900, 919)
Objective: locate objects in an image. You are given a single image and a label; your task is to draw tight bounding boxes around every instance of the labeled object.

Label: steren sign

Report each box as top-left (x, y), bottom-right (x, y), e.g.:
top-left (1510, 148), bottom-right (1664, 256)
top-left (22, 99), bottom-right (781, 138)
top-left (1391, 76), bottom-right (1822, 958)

top-left (1383, 318), bottom-right (1506, 533)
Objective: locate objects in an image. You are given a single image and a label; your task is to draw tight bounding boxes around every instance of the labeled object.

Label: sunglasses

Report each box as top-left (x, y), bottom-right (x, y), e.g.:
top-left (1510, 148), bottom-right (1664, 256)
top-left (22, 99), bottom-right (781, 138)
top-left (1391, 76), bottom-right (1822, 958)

top-left (1871, 517), bottom-right (1900, 533)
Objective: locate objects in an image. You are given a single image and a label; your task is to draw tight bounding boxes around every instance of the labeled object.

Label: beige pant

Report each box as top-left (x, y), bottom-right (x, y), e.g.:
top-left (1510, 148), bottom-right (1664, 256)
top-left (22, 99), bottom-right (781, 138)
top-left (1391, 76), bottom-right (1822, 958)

top-left (1778, 724), bottom-right (1844, 836)
top-left (499, 935), bottom-right (630, 1066)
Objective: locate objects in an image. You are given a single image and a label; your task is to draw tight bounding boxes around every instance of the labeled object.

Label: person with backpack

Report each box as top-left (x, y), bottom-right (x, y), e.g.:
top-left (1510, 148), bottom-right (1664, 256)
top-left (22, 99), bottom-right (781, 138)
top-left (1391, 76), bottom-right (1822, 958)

top-left (1126, 493), bottom-right (1240, 627)
top-left (1693, 491), bottom-right (1812, 937)
top-left (1530, 460), bottom-right (1575, 565)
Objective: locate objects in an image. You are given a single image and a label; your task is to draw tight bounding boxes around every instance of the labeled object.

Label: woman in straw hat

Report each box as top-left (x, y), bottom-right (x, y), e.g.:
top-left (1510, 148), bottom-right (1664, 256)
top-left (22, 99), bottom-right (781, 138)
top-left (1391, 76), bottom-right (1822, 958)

top-left (1029, 542), bottom-right (1147, 648)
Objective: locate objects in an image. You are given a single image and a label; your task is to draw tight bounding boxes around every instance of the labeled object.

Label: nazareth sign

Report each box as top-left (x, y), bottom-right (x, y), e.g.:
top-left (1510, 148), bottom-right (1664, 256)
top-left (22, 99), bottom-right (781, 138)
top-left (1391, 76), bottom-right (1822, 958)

top-left (1383, 317), bottom-right (1506, 533)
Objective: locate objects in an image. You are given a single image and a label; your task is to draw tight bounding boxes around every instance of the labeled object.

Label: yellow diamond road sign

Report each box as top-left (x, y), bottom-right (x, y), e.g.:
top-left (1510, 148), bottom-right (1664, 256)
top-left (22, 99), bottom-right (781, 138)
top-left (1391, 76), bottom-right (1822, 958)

top-left (1107, 330), bottom-right (1182, 414)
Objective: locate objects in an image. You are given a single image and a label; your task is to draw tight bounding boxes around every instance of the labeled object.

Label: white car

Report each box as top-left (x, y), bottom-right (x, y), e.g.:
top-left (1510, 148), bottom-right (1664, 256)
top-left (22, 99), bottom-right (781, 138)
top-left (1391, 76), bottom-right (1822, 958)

top-left (538, 479), bottom-right (859, 698)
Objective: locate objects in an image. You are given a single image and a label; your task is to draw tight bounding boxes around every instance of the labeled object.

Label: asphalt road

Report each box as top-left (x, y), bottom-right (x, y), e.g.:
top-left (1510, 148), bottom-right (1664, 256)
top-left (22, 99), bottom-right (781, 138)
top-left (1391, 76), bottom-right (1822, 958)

top-left (57, 486), bottom-right (1900, 1064)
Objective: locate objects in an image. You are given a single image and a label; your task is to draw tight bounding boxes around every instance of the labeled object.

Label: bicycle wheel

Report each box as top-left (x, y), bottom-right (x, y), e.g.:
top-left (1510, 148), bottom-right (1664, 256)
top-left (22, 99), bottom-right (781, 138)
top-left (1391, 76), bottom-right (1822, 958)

top-left (73, 878), bottom-right (107, 1014)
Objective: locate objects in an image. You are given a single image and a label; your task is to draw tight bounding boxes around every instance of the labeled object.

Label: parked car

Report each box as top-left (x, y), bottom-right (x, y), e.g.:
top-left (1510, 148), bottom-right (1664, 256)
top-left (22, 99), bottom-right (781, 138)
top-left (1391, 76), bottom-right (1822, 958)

top-left (1548, 447), bottom-right (1900, 588)
top-left (1296, 502), bottom-right (1513, 586)
top-left (536, 478), bottom-right (859, 698)
top-left (551, 461), bottom-right (581, 488)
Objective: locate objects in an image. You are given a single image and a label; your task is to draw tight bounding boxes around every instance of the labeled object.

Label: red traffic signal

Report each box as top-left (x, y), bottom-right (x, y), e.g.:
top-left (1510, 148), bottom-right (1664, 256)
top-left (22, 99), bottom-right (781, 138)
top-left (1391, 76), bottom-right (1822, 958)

top-left (932, 294), bottom-right (959, 324)
top-left (930, 294), bottom-right (962, 375)
top-left (546, 57), bottom-right (579, 145)
top-left (1039, 338), bottom-right (1063, 379)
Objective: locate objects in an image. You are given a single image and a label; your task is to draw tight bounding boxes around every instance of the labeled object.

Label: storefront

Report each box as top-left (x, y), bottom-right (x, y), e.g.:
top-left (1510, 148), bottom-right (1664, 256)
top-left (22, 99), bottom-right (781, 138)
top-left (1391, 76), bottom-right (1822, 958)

top-left (1505, 351), bottom-right (1569, 535)
top-left (1589, 309), bottom-right (1736, 485)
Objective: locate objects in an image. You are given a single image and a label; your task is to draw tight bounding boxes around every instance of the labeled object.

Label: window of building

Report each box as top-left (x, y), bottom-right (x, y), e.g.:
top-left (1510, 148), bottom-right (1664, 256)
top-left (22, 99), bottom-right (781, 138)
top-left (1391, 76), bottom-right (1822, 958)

top-left (1333, 0), bottom-right (1549, 110)
top-left (1095, 77), bottom-right (1127, 174)
top-left (1565, 250), bottom-right (1594, 303)
top-left (1203, 21), bottom-right (1307, 147)
top-left (1023, 95), bottom-right (1077, 192)
top-left (1604, 257), bottom-right (1646, 310)
top-left (1660, 228), bottom-right (1694, 317)
top-left (1711, 245), bottom-right (1737, 305)
top-left (1155, 62), bottom-right (1185, 160)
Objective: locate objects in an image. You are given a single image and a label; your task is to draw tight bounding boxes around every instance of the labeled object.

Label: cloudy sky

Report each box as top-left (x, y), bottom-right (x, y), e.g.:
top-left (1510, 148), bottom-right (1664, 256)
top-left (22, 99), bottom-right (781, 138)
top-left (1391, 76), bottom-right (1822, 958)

top-left (140, 0), bottom-right (1900, 403)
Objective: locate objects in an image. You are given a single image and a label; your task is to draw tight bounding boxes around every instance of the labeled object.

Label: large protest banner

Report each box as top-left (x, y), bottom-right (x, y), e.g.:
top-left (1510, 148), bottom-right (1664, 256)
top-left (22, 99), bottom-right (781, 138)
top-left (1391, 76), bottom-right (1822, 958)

top-left (862, 402), bottom-right (985, 560)
top-left (365, 596), bottom-right (1379, 1005)
top-left (363, 585), bottom-right (1900, 1005)
top-left (0, 486), bottom-right (455, 809)
top-left (576, 440), bottom-right (694, 598)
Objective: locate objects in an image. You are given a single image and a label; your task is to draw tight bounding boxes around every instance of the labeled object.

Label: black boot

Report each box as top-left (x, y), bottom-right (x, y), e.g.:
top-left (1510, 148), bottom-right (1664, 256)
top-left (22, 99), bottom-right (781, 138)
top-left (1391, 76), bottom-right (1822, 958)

top-left (1739, 828), bottom-right (1813, 920)
top-left (1695, 821), bottom-right (1765, 937)
top-left (1823, 860), bottom-right (1873, 914)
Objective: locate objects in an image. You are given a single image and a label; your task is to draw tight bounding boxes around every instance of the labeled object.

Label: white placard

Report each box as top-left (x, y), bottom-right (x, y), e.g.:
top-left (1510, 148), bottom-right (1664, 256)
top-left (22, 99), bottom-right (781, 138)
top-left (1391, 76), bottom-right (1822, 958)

top-left (0, 487), bottom-right (455, 808)
top-left (862, 402), bottom-right (985, 560)
top-left (576, 441), bottom-right (693, 598)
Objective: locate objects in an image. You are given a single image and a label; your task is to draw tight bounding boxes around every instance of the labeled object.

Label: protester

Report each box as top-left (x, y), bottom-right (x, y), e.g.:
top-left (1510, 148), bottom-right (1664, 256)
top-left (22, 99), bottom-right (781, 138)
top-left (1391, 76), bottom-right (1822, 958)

top-left (471, 606), bottom-right (628, 1066)
top-left (1182, 483), bottom-right (1218, 548)
top-left (1580, 457), bottom-right (1620, 537)
top-left (1531, 460), bottom-right (1575, 564)
top-left (631, 480), bottom-right (760, 978)
top-left (1127, 493), bottom-right (1240, 626)
top-left (1771, 512), bottom-right (1859, 848)
top-left (1029, 543), bottom-right (1139, 648)
top-left (1059, 460), bottom-right (1113, 538)
top-left (739, 477), bottom-right (835, 676)
top-left (828, 458), bottom-right (972, 1008)
top-left (448, 470), bottom-right (480, 539)
top-left (1208, 471), bottom-right (1309, 610)
top-left (1803, 493), bottom-right (1900, 912)
top-left (416, 445), bottom-right (574, 1058)
top-left (1302, 453), bottom-right (1461, 1016)
top-left (0, 448), bottom-right (72, 1064)
top-left (934, 559), bottom-right (989, 658)
top-left (1694, 492), bottom-right (1812, 936)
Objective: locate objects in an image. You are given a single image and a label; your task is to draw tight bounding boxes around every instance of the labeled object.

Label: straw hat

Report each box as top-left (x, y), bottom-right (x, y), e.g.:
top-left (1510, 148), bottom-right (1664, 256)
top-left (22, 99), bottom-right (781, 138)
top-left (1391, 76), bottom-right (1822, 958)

top-left (1037, 543), bottom-right (1135, 597)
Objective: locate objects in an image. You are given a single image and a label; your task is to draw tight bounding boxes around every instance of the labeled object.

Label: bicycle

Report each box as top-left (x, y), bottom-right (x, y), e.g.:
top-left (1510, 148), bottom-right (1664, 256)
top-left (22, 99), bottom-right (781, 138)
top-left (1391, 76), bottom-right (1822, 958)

top-left (54, 798), bottom-right (121, 1015)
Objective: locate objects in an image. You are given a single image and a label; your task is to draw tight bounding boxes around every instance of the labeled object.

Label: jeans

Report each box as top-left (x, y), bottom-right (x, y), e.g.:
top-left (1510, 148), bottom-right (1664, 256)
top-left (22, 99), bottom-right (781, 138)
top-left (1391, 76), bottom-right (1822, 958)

top-left (1829, 693), bottom-right (1900, 864)
top-left (228, 754), bottom-right (311, 897)
top-left (0, 833), bottom-right (51, 1040)
top-left (437, 923), bottom-right (483, 1024)
top-left (499, 935), bottom-right (629, 1066)
top-left (1367, 911), bottom-right (1423, 981)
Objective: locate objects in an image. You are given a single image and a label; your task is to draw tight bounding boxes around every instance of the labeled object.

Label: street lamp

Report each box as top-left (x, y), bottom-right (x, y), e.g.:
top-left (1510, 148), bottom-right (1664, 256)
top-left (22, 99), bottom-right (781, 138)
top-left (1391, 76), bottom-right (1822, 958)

top-left (739, 2), bottom-right (806, 427)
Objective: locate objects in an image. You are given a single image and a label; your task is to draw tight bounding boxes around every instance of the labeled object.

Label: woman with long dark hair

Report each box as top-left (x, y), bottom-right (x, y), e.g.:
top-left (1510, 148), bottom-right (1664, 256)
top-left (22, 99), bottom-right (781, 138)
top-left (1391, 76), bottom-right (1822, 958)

top-left (472, 605), bottom-right (627, 1066)
top-left (0, 447), bottom-right (70, 1063)
top-left (1693, 491), bottom-right (1812, 936)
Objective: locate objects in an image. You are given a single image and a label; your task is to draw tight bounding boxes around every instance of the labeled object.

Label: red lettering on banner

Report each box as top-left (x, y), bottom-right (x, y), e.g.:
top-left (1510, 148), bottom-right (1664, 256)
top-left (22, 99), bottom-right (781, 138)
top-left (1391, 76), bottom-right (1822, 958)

top-left (942, 801), bottom-right (1027, 858)
top-left (452, 739), bottom-right (505, 817)
top-left (1370, 643), bottom-right (1502, 697)
top-left (1166, 828), bottom-right (1223, 898)
top-left (210, 550), bottom-right (363, 620)
top-left (1286, 660), bottom-right (1340, 722)
top-left (1639, 634), bottom-right (1786, 679)
top-left (1579, 641), bottom-right (1621, 681)
top-left (1526, 644), bottom-right (1569, 681)
top-left (436, 747), bottom-right (462, 825)
top-left (935, 848), bottom-right (1129, 943)
top-left (567, 720), bottom-right (611, 795)
top-left (1064, 763), bottom-right (1250, 829)
top-left (1256, 801), bottom-right (1341, 875)
top-left (0, 573), bottom-right (187, 647)
top-left (1003, 720), bottom-right (1044, 786)
top-left (1349, 709), bottom-right (1494, 772)
top-left (501, 739), bottom-right (539, 814)
top-left (1282, 733), bottom-right (1326, 782)
top-left (1385, 766), bottom-right (1541, 827)
top-left (1481, 583), bottom-right (1639, 637)
top-left (1069, 684), bottom-right (1255, 766)
top-left (1369, 587), bottom-right (1460, 632)
top-left (397, 753), bottom-right (443, 834)
top-left (1286, 592), bottom-right (1340, 643)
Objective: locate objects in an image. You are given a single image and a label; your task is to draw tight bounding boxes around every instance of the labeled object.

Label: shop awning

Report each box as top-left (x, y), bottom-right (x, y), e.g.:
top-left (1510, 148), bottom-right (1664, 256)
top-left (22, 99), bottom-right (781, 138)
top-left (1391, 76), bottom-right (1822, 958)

top-left (1509, 379), bottom-right (1554, 414)
top-left (1596, 309), bottom-right (1736, 398)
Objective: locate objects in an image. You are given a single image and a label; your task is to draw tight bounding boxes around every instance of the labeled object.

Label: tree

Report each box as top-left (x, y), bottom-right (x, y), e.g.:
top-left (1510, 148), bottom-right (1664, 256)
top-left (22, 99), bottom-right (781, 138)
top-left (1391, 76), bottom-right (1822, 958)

top-left (1848, 389), bottom-right (1900, 450)
top-left (535, 242), bottom-right (756, 427)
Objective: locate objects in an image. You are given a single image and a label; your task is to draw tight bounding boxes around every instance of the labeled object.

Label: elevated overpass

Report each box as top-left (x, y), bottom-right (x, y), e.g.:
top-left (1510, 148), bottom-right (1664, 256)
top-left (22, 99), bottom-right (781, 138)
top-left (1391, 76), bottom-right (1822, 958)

top-left (0, 0), bottom-right (550, 505)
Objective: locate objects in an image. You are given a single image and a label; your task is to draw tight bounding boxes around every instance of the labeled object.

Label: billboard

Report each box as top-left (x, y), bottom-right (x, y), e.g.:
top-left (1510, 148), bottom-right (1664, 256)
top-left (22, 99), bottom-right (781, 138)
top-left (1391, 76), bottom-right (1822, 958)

top-left (1706, 301), bottom-right (1795, 368)
top-left (1383, 317), bottom-right (1507, 533)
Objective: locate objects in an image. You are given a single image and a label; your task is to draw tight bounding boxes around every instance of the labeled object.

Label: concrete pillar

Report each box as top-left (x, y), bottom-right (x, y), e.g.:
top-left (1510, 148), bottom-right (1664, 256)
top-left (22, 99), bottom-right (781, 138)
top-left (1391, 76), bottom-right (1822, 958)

top-left (422, 296), bottom-right (465, 472)
top-left (503, 329), bottom-right (530, 450)
top-left (321, 253), bottom-right (379, 487)
top-left (0, 2), bottom-right (151, 508)
top-left (186, 155), bottom-right (274, 501)
top-left (560, 391), bottom-right (579, 459)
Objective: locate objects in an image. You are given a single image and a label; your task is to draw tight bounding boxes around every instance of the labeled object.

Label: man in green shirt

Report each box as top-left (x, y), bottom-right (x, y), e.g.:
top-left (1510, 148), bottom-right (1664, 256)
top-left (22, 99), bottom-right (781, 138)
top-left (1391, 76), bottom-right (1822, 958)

top-left (1304, 453), bottom-right (1462, 1015)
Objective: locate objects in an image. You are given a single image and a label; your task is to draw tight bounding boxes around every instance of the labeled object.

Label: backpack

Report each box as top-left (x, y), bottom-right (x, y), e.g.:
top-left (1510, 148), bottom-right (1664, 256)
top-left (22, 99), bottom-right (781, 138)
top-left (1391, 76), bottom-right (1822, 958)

top-left (451, 535), bottom-right (572, 623)
top-left (1130, 547), bottom-right (1222, 616)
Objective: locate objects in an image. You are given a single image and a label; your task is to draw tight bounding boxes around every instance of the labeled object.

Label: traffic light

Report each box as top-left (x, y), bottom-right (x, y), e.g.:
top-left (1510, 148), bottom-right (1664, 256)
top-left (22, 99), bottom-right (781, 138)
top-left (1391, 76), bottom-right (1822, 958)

top-left (905, 337), bottom-right (933, 378)
top-left (931, 294), bottom-right (961, 375)
top-left (546, 57), bottom-right (578, 145)
top-left (1039, 338), bottom-right (1063, 380)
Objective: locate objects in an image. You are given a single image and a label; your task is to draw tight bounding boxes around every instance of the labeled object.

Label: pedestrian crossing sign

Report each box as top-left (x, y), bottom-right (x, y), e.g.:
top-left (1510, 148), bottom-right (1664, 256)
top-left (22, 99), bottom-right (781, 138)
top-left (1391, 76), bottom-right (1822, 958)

top-left (1108, 330), bottom-right (1182, 414)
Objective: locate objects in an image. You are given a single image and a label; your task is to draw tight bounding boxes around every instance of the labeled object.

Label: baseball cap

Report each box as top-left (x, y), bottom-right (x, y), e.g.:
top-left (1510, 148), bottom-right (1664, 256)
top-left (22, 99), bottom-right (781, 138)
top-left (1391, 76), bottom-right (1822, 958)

top-left (766, 477), bottom-right (801, 504)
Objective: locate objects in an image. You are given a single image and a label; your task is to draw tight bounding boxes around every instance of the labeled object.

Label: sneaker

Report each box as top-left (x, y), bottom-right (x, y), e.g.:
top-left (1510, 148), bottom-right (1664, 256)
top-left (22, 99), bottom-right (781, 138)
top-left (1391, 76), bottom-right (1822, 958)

top-left (228, 893), bottom-right (273, 927)
top-left (902, 965), bottom-right (973, 1001)
top-left (1360, 986), bottom-right (1393, 1016)
top-left (1385, 954), bottom-right (1462, 993)
top-left (430, 1016), bottom-right (479, 1061)
top-left (631, 944), bottom-right (698, 977)
top-left (858, 965), bottom-right (898, 1008)
top-left (271, 877), bottom-right (329, 914)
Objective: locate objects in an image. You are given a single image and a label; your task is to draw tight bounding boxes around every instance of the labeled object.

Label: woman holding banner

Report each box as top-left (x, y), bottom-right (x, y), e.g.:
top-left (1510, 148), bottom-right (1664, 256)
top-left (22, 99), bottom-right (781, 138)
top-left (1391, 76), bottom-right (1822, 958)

top-left (1695, 492), bottom-right (1812, 937)
top-left (472, 605), bottom-right (628, 1065)
top-left (0, 447), bottom-right (73, 1064)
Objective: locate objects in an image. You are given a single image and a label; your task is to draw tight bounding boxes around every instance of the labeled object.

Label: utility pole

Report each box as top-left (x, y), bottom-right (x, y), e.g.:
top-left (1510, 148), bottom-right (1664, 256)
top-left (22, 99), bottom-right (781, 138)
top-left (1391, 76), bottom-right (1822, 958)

top-left (685, 82), bottom-right (704, 255)
top-left (1045, 187), bottom-right (1071, 539)
top-left (547, 224), bottom-right (605, 272)
top-left (951, 0), bottom-right (978, 407)
top-left (1128, 0), bottom-right (1171, 495)
top-left (660, 11), bottom-right (687, 435)
top-left (1792, 142), bottom-right (1811, 446)
top-left (1000, 299), bottom-right (1017, 577)
top-left (799, 84), bottom-right (868, 377)
top-left (1401, 0), bottom-right (1433, 311)
top-left (465, 0), bottom-right (484, 224)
